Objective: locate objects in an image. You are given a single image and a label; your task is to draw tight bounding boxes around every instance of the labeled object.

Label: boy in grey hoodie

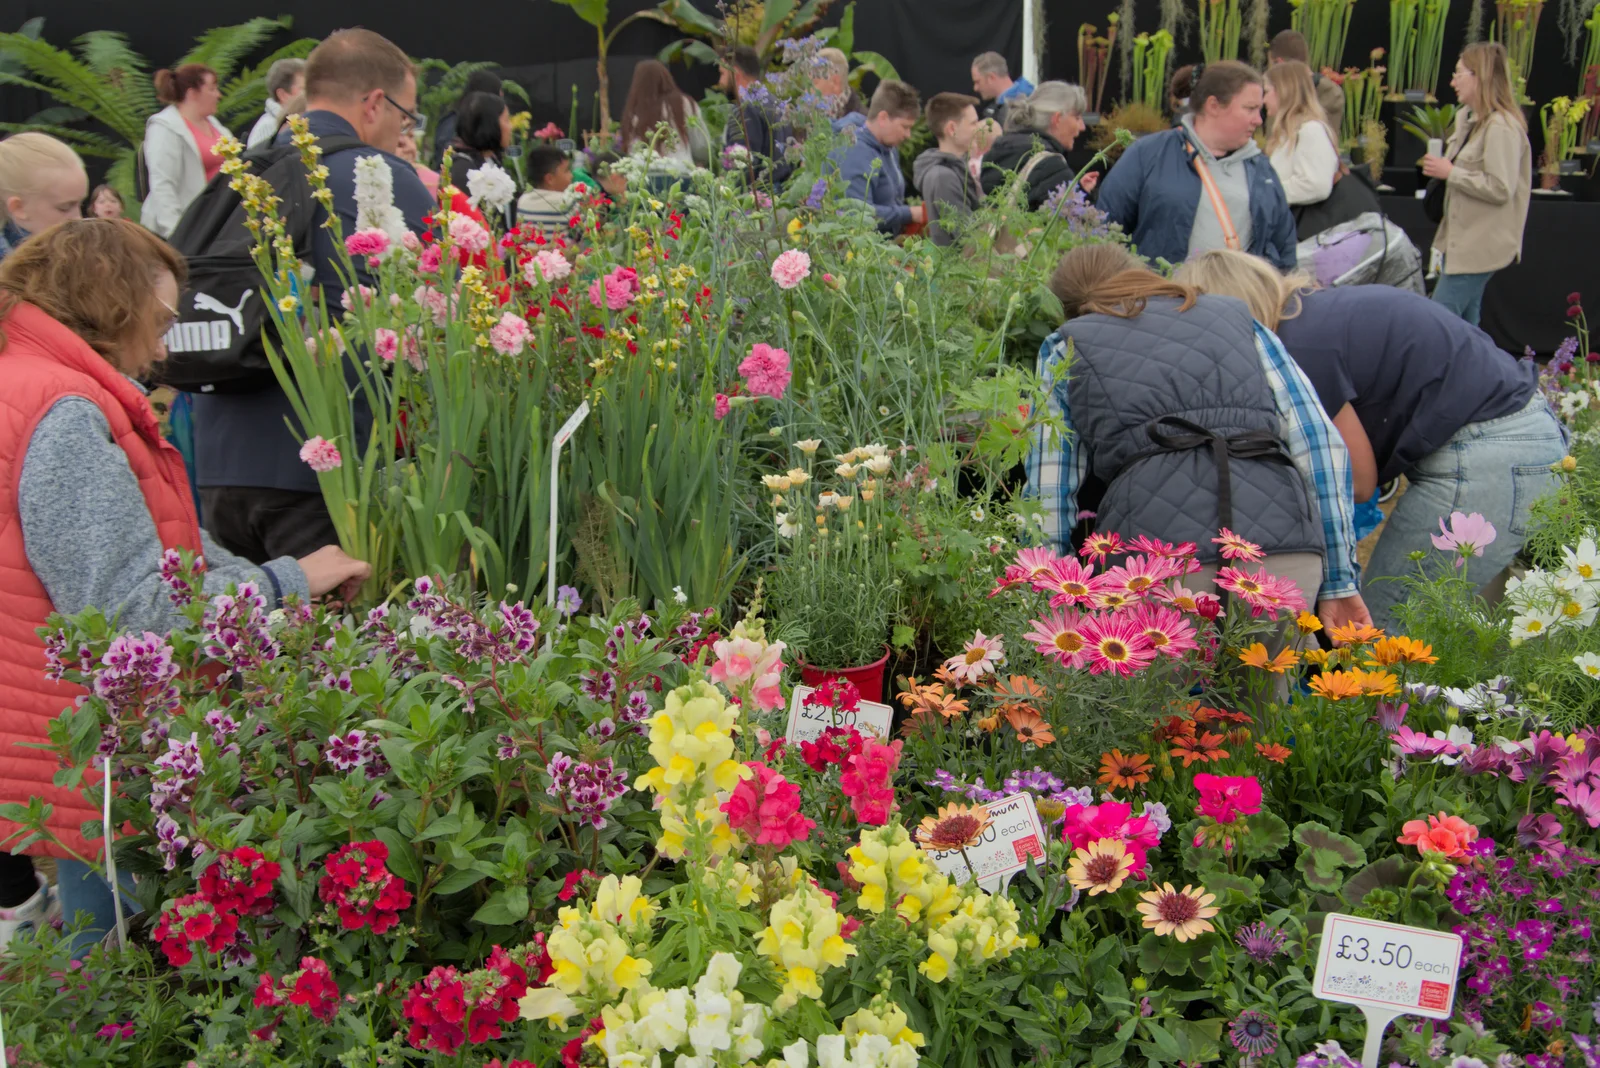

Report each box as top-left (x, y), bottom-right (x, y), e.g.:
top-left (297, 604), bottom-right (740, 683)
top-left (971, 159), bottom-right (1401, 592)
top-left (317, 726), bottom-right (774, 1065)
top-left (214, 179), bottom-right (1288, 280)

top-left (913, 92), bottom-right (985, 247)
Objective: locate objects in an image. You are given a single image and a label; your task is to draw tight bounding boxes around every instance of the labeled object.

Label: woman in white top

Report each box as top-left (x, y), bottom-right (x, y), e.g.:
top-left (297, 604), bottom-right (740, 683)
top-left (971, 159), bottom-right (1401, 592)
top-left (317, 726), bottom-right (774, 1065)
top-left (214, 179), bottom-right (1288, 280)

top-left (1262, 61), bottom-right (1339, 206)
top-left (618, 59), bottom-right (709, 171)
top-left (141, 64), bottom-right (230, 238)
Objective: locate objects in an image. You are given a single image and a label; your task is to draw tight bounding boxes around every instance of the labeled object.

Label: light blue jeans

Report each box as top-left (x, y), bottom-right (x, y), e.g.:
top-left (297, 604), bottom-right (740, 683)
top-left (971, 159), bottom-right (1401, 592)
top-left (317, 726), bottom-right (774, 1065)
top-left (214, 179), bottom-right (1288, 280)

top-left (55, 858), bottom-right (140, 959)
top-left (1431, 270), bottom-right (1495, 326)
top-left (1365, 394), bottom-right (1568, 630)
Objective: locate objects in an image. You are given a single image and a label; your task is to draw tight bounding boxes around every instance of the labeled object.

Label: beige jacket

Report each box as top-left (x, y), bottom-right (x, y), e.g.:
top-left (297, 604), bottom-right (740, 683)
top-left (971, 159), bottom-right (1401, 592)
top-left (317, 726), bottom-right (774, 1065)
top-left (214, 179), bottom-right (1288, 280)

top-left (1315, 75), bottom-right (1345, 139)
top-left (1433, 107), bottom-right (1531, 275)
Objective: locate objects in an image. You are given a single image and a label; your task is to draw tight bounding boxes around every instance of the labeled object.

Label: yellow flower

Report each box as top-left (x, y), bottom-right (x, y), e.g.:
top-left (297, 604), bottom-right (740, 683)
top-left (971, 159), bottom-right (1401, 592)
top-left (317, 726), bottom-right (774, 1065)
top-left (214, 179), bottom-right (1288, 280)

top-left (633, 680), bottom-right (747, 859)
top-left (1295, 611), bottom-right (1323, 633)
top-left (756, 881), bottom-right (857, 1012)
top-left (843, 993), bottom-right (925, 1048)
top-left (762, 473), bottom-right (793, 492)
top-left (786, 467), bottom-right (811, 486)
top-left (277, 295), bottom-right (299, 313)
top-left (786, 217), bottom-right (804, 237)
top-left (919, 885), bottom-right (1022, 983)
top-left (592, 874), bottom-right (657, 930)
top-left (1238, 643), bottom-right (1299, 673)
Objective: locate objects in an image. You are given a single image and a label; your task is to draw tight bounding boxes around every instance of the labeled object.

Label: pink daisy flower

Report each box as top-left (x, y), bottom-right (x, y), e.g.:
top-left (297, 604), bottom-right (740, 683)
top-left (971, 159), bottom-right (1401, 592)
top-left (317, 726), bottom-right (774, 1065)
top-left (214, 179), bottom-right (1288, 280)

top-left (1035, 556), bottom-right (1106, 608)
top-left (1431, 511), bottom-right (1497, 564)
top-left (1212, 528), bottom-right (1265, 562)
top-left (1390, 725), bottom-right (1459, 758)
top-left (943, 630), bottom-right (1004, 683)
top-left (1216, 566), bottom-right (1300, 619)
top-left (1131, 603), bottom-right (1199, 658)
top-left (1101, 554), bottom-right (1183, 598)
top-left (1081, 612), bottom-right (1158, 677)
top-left (1014, 546), bottom-right (1059, 578)
top-left (1023, 609), bottom-right (1091, 669)
top-left (1128, 535), bottom-right (1199, 560)
top-left (1079, 531), bottom-right (1125, 561)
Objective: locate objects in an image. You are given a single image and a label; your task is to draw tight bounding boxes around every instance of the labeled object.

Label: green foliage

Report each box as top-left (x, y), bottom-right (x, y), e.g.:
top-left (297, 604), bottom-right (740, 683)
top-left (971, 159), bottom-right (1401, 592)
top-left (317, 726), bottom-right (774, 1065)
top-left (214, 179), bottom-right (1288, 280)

top-left (1292, 820), bottom-right (1368, 891)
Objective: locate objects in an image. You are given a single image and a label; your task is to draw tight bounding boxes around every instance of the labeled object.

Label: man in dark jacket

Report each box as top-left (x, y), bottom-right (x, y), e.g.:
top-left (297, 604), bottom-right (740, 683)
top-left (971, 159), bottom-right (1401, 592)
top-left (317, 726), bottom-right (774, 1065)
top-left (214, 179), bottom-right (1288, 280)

top-left (1095, 61), bottom-right (1296, 270)
top-left (723, 45), bottom-right (795, 186)
top-left (824, 80), bottom-right (926, 235)
top-left (913, 92), bottom-right (984, 246)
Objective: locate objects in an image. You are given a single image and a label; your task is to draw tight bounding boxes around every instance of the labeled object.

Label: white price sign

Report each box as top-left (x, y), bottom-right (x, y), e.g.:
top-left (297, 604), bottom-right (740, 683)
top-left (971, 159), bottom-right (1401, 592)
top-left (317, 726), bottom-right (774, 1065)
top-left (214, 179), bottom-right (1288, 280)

top-left (924, 791), bottom-right (1048, 892)
top-left (785, 685), bottom-right (893, 745)
top-left (1313, 913), bottom-right (1463, 1068)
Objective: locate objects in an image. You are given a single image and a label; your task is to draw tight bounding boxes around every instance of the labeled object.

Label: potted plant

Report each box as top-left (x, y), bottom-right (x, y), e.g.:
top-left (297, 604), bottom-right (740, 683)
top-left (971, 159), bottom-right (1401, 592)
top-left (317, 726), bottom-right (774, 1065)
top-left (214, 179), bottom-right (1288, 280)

top-left (1290, 0), bottom-right (1358, 70)
top-left (1397, 101), bottom-right (1457, 167)
top-left (1078, 14), bottom-right (1120, 120)
top-left (1388, 0), bottom-right (1451, 100)
top-left (1130, 29), bottom-right (1175, 114)
top-left (1495, 0), bottom-right (1544, 104)
top-left (1539, 96), bottom-right (1594, 195)
top-left (1199, 0), bottom-right (1243, 63)
top-left (765, 441), bottom-right (903, 702)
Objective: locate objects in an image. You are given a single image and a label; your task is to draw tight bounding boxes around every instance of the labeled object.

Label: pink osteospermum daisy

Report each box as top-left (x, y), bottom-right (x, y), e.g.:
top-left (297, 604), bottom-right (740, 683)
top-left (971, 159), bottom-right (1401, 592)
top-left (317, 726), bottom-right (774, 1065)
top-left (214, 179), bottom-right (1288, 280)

top-left (1256, 572), bottom-right (1309, 617)
top-left (1023, 609), bottom-right (1091, 669)
top-left (1212, 528), bottom-right (1265, 562)
top-left (1092, 588), bottom-right (1136, 612)
top-left (1390, 724), bottom-right (1459, 758)
top-left (988, 563), bottom-right (1032, 597)
top-left (1079, 531), bottom-right (1124, 561)
top-left (943, 630), bottom-right (1004, 683)
top-left (1131, 603), bottom-right (1199, 658)
top-left (1101, 554), bottom-right (1183, 598)
top-left (1035, 556), bottom-right (1106, 608)
top-left (1081, 612), bottom-right (1158, 677)
top-left (1014, 546), bottom-right (1059, 578)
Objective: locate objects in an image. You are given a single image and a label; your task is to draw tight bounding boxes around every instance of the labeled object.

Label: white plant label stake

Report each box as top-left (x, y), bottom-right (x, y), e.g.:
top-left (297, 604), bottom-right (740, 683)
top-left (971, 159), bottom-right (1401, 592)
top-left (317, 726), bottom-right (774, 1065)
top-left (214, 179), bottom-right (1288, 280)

top-left (784, 685), bottom-right (894, 746)
top-left (103, 756), bottom-right (127, 951)
top-left (1312, 913), bottom-right (1463, 1068)
top-left (545, 400), bottom-right (590, 609)
top-left (923, 791), bottom-right (1048, 893)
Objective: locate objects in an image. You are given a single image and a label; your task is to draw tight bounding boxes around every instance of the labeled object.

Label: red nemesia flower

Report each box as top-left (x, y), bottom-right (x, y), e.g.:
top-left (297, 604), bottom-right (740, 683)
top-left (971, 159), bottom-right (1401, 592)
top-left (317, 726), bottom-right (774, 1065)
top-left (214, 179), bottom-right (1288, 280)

top-left (317, 840), bottom-right (413, 934)
top-left (402, 945), bottom-right (531, 1054)
top-left (199, 845), bottom-right (281, 917)
top-left (152, 892), bottom-right (240, 967)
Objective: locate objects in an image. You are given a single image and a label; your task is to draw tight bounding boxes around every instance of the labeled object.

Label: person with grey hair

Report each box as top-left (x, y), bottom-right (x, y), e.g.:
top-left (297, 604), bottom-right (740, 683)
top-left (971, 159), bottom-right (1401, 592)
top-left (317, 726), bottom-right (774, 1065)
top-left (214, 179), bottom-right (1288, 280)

top-left (246, 57), bottom-right (307, 149)
top-left (971, 50), bottom-right (1032, 126)
top-left (978, 81), bottom-right (1096, 209)
top-left (812, 46), bottom-right (864, 120)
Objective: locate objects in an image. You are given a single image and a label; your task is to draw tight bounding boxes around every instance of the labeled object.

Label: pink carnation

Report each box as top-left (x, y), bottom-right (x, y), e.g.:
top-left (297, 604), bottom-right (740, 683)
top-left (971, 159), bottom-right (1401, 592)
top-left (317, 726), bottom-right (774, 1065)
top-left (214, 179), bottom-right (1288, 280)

top-left (339, 285), bottom-right (375, 312)
top-left (587, 266), bottom-right (639, 312)
top-left (299, 436), bottom-right (342, 473)
top-left (839, 739), bottom-right (901, 825)
top-left (722, 762), bottom-right (815, 849)
top-left (535, 122), bottom-right (564, 139)
top-left (738, 343), bottom-right (791, 400)
top-left (413, 285), bottom-right (452, 327)
top-left (401, 231), bottom-right (422, 252)
top-left (770, 249), bottom-right (811, 290)
top-left (714, 393), bottom-right (731, 420)
top-left (417, 244), bottom-right (444, 273)
top-left (374, 328), bottom-right (399, 362)
top-left (344, 228), bottom-right (391, 259)
top-left (447, 216), bottom-right (491, 254)
top-left (526, 249), bottom-right (571, 285)
top-left (489, 312), bottom-right (532, 357)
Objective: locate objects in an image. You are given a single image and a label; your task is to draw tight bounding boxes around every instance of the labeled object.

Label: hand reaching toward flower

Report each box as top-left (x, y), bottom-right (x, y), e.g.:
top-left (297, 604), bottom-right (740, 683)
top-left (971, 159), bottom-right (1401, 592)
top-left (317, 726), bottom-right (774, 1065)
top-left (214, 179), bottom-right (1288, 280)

top-left (1317, 594), bottom-right (1373, 644)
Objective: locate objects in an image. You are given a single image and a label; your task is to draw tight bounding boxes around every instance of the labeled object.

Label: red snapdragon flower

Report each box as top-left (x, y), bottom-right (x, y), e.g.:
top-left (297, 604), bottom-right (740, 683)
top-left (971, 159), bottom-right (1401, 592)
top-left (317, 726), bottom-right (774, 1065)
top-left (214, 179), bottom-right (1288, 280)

top-left (199, 845), bottom-right (281, 916)
top-left (799, 725), bottom-right (864, 772)
top-left (317, 840), bottom-right (412, 934)
top-left (151, 892), bottom-right (239, 967)
top-left (722, 762), bottom-right (816, 849)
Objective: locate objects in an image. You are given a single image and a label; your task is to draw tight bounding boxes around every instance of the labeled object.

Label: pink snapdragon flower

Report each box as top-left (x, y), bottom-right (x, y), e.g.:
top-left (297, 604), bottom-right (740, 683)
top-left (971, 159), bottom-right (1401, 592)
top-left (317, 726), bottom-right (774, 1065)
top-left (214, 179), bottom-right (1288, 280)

top-left (708, 633), bottom-right (785, 710)
top-left (722, 762), bottom-right (815, 848)
top-left (839, 738), bottom-right (901, 825)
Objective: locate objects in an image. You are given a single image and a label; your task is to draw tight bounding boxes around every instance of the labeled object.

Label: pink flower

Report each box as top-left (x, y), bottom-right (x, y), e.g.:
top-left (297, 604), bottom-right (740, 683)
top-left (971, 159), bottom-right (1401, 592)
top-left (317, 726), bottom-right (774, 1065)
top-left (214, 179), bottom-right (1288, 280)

top-left (526, 249), bottom-right (571, 285)
top-left (722, 762), bottom-right (816, 848)
top-left (942, 630), bottom-right (1003, 683)
top-left (1192, 773), bottom-right (1262, 825)
top-left (714, 393), bottom-right (732, 420)
top-left (535, 121), bottom-right (564, 139)
top-left (413, 284), bottom-right (452, 327)
top-left (708, 633), bottom-right (785, 710)
top-left (1060, 801), bottom-right (1160, 875)
top-left (738, 343), bottom-right (791, 400)
top-left (447, 216), bottom-right (491, 254)
top-left (417, 245), bottom-right (444, 273)
top-left (299, 436), bottom-right (342, 472)
top-left (770, 249), bottom-right (812, 289)
top-left (374, 328), bottom-right (399, 362)
top-left (839, 739), bottom-right (901, 825)
top-left (587, 266), bottom-right (638, 312)
top-left (1391, 724), bottom-right (1459, 758)
top-left (402, 231), bottom-right (422, 252)
top-left (1431, 512), bottom-right (1497, 565)
top-left (344, 228), bottom-right (391, 259)
top-left (489, 312), bottom-right (532, 357)
top-left (339, 285), bottom-right (375, 312)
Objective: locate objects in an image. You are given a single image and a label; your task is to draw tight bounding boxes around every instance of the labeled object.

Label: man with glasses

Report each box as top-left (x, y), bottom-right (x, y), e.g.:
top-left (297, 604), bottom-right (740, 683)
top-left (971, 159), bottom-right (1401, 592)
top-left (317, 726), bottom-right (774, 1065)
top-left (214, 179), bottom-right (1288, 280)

top-left (190, 28), bottom-right (434, 568)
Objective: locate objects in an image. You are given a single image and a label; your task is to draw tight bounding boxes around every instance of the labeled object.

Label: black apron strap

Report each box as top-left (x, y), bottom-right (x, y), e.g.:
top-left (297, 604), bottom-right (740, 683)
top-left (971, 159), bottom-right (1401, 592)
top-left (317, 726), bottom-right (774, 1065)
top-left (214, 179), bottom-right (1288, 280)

top-left (1118, 415), bottom-right (1293, 539)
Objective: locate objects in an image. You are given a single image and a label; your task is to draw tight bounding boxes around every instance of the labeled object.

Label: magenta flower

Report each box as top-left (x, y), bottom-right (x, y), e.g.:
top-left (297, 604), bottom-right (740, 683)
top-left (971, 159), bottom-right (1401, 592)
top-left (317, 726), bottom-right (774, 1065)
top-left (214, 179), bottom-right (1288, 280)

top-left (738, 343), bottom-right (792, 400)
top-left (1556, 782), bottom-right (1600, 827)
top-left (1515, 812), bottom-right (1566, 855)
top-left (770, 248), bottom-right (811, 289)
top-left (299, 436), bottom-right (342, 472)
top-left (343, 228), bottom-right (391, 259)
top-left (488, 312), bottom-right (532, 357)
top-left (713, 393), bottom-right (731, 420)
top-left (1430, 511), bottom-right (1496, 564)
top-left (1390, 724), bottom-right (1458, 758)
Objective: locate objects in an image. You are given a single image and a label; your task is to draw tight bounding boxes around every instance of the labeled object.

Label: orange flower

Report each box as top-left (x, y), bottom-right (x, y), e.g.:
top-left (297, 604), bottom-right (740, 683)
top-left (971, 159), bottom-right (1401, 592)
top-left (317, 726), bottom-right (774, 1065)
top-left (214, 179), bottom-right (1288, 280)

top-left (1005, 706), bottom-right (1055, 746)
top-left (1352, 667), bottom-right (1400, 696)
top-left (1098, 749), bottom-right (1154, 790)
top-left (1307, 671), bottom-right (1364, 702)
top-left (1190, 702), bottom-right (1252, 725)
top-left (1225, 727), bottom-right (1253, 746)
top-left (1365, 636), bottom-right (1438, 666)
top-left (1169, 731), bottom-right (1229, 767)
top-left (1255, 742), bottom-right (1292, 764)
top-left (1397, 812), bottom-right (1479, 859)
top-left (1153, 715), bottom-right (1197, 744)
top-left (1328, 621), bottom-right (1384, 646)
top-left (1302, 648), bottom-right (1332, 668)
top-left (1238, 643), bottom-right (1299, 673)
top-left (1295, 611), bottom-right (1323, 634)
top-left (898, 678), bottom-right (969, 719)
top-left (986, 674), bottom-right (1046, 718)
top-left (933, 664), bottom-right (966, 690)
top-left (975, 713), bottom-right (1001, 732)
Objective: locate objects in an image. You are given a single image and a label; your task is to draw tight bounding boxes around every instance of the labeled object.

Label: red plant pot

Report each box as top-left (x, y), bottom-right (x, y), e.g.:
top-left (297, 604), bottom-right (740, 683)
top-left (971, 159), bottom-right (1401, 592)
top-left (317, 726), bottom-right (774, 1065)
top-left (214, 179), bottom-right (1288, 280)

top-left (800, 646), bottom-right (892, 706)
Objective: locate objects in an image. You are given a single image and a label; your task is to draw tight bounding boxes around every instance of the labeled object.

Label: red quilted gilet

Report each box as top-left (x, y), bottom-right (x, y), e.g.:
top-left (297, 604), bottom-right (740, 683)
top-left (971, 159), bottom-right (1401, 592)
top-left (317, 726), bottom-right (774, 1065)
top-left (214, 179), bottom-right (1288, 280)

top-left (0, 302), bottom-right (202, 860)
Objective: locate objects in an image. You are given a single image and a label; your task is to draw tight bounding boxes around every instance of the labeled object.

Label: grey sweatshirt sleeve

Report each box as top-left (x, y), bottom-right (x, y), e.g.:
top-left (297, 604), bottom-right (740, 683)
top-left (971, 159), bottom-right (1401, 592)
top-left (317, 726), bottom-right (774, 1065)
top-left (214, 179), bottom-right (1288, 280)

top-left (18, 397), bottom-right (309, 630)
top-left (920, 168), bottom-right (971, 247)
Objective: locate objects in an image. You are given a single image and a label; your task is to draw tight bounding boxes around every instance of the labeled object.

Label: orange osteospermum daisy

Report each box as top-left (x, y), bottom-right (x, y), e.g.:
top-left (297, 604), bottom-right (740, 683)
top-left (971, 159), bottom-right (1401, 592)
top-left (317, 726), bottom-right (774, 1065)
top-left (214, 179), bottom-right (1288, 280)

top-left (1295, 611), bottom-right (1323, 634)
top-left (1005, 706), bottom-right (1056, 746)
top-left (1097, 749), bottom-right (1154, 790)
top-left (1152, 715), bottom-right (1197, 744)
top-left (1328, 621), bottom-right (1384, 646)
top-left (1066, 838), bottom-right (1136, 895)
top-left (1238, 643), bottom-right (1300, 673)
top-left (915, 803), bottom-right (993, 852)
top-left (1169, 731), bottom-right (1229, 767)
top-left (1255, 742), bottom-right (1292, 764)
top-left (1302, 648), bottom-right (1333, 668)
top-left (1352, 667), bottom-right (1400, 697)
top-left (1225, 726), bottom-right (1253, 746)
top-left (1365, 636), bottom-right (1438, 666)
top-left (1136, 883), bottom-right (1220, 941)
top-left (986, 674), bottom-right (1047, 718)
top-left (1307, 671), bottom-right (1364, 702)
top-left (898, 678), bottom-right (969, 718)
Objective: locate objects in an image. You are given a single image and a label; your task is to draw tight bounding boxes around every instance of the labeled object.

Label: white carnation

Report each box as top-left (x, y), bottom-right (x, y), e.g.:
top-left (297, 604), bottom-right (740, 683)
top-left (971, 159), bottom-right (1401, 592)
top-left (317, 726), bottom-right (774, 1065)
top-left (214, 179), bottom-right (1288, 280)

top-left (466, 161), bottom-right (517, 213)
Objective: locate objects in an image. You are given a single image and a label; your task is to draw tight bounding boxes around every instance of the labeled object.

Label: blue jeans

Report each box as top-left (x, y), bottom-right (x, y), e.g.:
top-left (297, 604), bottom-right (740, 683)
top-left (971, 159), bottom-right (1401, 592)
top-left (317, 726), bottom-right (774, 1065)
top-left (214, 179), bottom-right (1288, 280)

top-left (1432, 270), bottom-right (1495, 325)
top-left (55, 858), bottom-right (140, 959)
top-left (1365, 394), bottom-right (1568, 630)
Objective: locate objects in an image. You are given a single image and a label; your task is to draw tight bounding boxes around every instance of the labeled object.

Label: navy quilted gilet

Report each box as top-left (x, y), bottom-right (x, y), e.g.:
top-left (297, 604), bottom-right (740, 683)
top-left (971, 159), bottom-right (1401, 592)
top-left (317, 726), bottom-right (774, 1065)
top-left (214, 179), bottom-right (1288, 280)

top-left (1061, 294), bottom-right (1324, 565)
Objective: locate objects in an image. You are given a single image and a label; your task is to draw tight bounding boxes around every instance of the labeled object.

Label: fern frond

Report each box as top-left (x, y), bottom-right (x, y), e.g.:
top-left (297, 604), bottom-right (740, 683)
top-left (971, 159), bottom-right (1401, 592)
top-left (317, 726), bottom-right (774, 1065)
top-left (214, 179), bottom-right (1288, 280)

top-left (217, 36), bottom-right (316, 126)
top-left (0, 33), bottom-right (147, 143)
top-left (0, 121), bottom-right (128, 158)
top-left (180, 16), bottom-right (293, 82)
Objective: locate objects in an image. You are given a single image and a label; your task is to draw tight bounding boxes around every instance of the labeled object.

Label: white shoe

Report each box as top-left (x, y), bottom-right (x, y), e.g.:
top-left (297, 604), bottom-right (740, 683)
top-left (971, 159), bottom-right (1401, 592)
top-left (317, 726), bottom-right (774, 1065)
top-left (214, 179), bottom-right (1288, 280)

top-left (0, 873), bottom-right (56, 951)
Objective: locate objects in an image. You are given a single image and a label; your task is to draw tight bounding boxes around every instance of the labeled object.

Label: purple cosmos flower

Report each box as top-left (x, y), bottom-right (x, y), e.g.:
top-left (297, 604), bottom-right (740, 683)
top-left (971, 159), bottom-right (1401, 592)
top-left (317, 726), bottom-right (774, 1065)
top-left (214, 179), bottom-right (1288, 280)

top-left (1236, 921), bottom-right (1290, 963)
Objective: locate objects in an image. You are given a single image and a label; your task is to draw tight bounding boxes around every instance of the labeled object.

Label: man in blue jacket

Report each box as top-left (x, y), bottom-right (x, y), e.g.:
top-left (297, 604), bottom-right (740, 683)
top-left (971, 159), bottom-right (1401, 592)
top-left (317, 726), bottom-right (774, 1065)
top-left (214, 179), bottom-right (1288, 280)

top-left (1095, 61), bottom-right (1297, 270)
top-left (825, 80), bottom-right (926, 235)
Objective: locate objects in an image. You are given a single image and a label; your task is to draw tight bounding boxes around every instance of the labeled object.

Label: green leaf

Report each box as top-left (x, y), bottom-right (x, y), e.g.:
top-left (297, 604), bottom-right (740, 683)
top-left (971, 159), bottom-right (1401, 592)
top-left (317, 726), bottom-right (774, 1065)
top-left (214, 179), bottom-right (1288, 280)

top-left (834, 1), bottom-right (856, 55)
top-left (1137, 932), bottom-right (1201, 976)
top-left (472, 885), bottom-right (529, 926)
top-left (371, 826), bottom-right (424, 885)
top-left (848, 50), bottom-right (900, 89)
top-left (1293, 820), bottom-right (1368, 892)
top-left (1239, 810), bottom-right (1291, 859)
top-left (433, 866), bottom-right (490, 896)
top-left (551, 0), bottom-right (609, 29)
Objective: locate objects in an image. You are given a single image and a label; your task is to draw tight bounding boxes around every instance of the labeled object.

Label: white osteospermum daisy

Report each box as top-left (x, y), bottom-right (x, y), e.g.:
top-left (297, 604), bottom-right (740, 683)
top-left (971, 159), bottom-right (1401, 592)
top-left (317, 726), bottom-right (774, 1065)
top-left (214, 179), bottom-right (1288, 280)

top-left (1575, 652), bottom-right (1600, 679)
top-left (1433, 724), bottom-right (1478, 765)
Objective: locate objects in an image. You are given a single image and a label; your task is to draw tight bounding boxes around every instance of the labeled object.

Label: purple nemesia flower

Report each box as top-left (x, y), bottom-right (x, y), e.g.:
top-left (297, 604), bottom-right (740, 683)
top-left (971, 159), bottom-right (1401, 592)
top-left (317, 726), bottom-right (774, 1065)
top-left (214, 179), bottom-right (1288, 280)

top-left (154, 813), bottom-right (189, 871)
top-left (586, 717), bottom-right (617, 740)
top-left (496, 733), bottom-right (521, 760)
top-left (620, 689), bottom-right (652, 725)
top-left (556, 586), bottom-right (583, 617)
top-left (159, 548), bottom-right (202, 607)
top-left (150, 732), bottom-right (203, 813)
top-left (1571, 1032), bottom-right (1597, 1068)
top-left (202, 583), bottom-right (279, 672)
top-left (546, 752), bottom-right (628, 828)
top-left (927, 769), bottom-right (965, 793)
top-left (580, 669), bottom-right (617, 703)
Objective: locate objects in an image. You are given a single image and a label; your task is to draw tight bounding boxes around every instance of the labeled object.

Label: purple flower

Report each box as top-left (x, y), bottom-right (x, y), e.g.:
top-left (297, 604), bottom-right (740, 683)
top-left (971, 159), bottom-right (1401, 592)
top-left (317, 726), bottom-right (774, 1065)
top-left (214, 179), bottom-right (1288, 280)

top-left (150, 733), bottom-right (203, 813)
top-left (586, 717), bottom-right (617, 740)
top-left (926, 769), bottom-right (966, 793)
top-left (1517, 812), bottom-right (1566, 855)
top-left (621, 689), bottom-right (652, 724)
top-left (324, 730), bottom-right (373, 772)
top-left (546, 752), bottom-right (628, 829)
top-left (97, 1021), bottom-right (135, 1041)
top-left (580, 669), bottom-right (617, 703)
top-left (496, 733), bottom-right (521, 760)
top-left (1571, 1033), bottom-right (1598, 1068)
top-left (1391, 724), bottom-right (1458, 758)
top-left (92, 631), bottom-right (181, 723)
top-left (804, 177), bottom-right (828, 209)
top-left (497, 601), bottom-right (542, 657)
top-left (159, 548), bottom-right (201, 607)
top-left (1236, 921), bottom-right (1290, 963)
top-left (1510, 731), bottom-right (1573, 787)
top-left (154, 813), bottom-right (189, 871)
top-left (1140, 800), bottom-right (1172, 836)
top-left (1372, 701), bottom-right (1409, 732)
top-left (1228, 1011), bottom-right (1280, 1058)
top-left (1001, 767), bottom-right (1065, 795)
top-left (1431, 511), bottom-right (1497, 562)
top-left (1557, 782), bottom-right (1600, 827)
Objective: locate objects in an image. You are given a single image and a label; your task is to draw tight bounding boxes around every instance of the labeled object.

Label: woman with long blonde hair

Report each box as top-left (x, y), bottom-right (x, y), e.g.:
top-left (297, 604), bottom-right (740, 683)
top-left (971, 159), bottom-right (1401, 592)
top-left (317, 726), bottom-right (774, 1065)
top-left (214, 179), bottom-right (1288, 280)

top-left (1025, 244), bottom-right (1370, 633)
top-left (1263, 61), bottom-right (1339, 205)
top-left (1175, 248), bottom-right (1562, 629)
top-left (1420, 41), bottom-right (1531, 325)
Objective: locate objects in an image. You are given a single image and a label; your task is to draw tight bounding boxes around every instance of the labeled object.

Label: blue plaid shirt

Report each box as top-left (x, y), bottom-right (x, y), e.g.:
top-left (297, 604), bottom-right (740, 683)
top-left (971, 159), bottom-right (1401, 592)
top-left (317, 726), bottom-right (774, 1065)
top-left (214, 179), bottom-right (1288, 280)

top-left (1023, 323), bottom-right (1360, 602)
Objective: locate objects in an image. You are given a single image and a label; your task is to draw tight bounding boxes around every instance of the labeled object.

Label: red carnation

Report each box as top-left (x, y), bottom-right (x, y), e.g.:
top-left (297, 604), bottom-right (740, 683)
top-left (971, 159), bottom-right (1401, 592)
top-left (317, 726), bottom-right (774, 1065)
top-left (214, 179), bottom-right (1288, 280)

top-left (317, 840), bottom-right (412, 934)
top-left (200, 845), bottom-right (281, 917)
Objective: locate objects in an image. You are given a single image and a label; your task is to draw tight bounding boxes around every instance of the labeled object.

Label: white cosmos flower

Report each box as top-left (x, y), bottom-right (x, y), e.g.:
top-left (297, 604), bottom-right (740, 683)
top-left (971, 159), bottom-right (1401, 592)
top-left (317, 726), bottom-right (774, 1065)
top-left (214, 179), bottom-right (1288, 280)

top-left (1509, 609), bottom-right (1559, 640)
top-left (1575, 651), bottom-right (1600, 679)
